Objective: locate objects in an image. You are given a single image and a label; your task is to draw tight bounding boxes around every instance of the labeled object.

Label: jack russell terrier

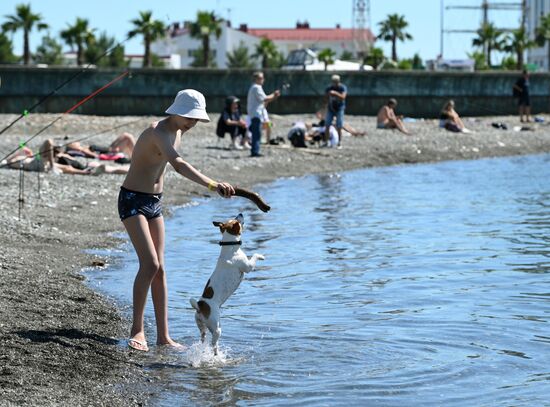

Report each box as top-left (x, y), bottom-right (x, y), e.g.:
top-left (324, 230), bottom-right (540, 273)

top-left (190, 213), bottom-right (264, 355)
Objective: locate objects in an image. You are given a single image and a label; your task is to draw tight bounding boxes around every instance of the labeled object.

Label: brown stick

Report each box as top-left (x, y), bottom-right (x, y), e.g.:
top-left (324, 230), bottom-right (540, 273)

top-left (234, 187), bottom-right (271, 212)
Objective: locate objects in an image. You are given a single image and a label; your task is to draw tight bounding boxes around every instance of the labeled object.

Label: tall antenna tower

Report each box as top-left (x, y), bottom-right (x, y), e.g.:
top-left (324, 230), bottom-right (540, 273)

top-left (352, 0), bottom-right (371, 58)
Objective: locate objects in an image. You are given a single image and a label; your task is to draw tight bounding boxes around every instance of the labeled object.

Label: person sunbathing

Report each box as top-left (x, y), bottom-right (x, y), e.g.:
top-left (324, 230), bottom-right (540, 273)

top-left (376, 98), bottom-right (410, 135)
top-left (439, 100), bottom-right (471, 133)
top-left (4, 139), bottom-right (128, 175)
top-left (65, 132), bottom-right (135, 161)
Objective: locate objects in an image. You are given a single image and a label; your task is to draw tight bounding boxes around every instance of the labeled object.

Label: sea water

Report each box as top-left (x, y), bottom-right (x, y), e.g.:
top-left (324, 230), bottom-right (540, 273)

top-left (88, 154), bottom-right (550, 406)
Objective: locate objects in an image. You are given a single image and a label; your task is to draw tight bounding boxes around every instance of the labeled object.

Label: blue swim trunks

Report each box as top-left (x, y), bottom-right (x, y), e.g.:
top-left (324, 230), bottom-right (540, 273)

top-left (118, 186), bottom-right (163, 221)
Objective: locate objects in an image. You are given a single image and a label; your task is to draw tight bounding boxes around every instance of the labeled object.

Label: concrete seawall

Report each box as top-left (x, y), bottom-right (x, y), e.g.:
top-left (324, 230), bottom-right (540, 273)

top-left (0, 66), bottom-right (548, 117)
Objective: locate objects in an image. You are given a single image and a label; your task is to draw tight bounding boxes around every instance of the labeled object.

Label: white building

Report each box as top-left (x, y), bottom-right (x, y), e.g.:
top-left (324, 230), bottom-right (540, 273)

top-left (151, 21), bottom-right (375, 69)
top-left (527, 0), bottom-right (550, 70)
top-left (151, 22), bottom-right (260, 68)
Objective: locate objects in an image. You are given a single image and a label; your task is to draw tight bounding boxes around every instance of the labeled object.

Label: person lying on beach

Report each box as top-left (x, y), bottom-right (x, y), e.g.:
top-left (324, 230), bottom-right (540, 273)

top-left (4, 139), bottom-right (128, 175)
top-left (119, 89), bottom-right (235, 352)
top-left (439, 100), bottom-right (471, 133)
top-left (376, 98), bottom-right (410, 135)
top-left (315, 108), bottom-right (367, 137)
top-left (65, 132), bottom-right (135, 161)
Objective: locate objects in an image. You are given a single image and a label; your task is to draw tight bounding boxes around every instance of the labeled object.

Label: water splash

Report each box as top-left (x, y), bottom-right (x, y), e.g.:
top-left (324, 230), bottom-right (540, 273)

top-left (184, 341), bottom-right (231, 368)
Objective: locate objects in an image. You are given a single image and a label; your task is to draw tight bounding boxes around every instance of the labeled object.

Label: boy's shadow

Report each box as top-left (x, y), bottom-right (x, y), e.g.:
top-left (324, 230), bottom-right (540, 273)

top-left (15, 328), bottom-right (118, 350)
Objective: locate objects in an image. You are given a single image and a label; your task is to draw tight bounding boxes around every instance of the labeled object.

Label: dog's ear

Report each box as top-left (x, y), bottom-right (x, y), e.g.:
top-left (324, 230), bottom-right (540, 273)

top-left (213, 221), bottom-right (226, 232)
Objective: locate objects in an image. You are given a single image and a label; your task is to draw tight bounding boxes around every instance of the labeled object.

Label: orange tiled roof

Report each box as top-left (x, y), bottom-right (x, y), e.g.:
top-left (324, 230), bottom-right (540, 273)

top-left (247, 28), bottom-right (375, 42)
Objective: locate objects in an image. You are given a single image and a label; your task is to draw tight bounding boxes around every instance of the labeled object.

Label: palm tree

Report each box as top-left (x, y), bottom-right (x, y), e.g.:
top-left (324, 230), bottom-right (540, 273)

top-left (253, 37), bottom-right (279, 68)
top-left (227, 41), bottom-right (254, 68)
top-left (472, 22), bottom-right (504, 68)
top-left (2, 3), bottom-right (48, 65)
top-left (377, 14), bottom-right (412, 62)
top-left (128, 11), bottom-right (166, 68)
top-left (189, 11), bottom-right (222, 68)
top-left (60, 18), bottom-right (95, 66)
top-left (34, 34), bottom-right (63, 65)
top-left (504, 27), bottom-right (535, 70)
top-left (535, 13), bottom-right (550, 71)
top-left (85, 31), bottom-right (126, 67)
top-left (0, 31), bottom-right (17, 63)
top-left (318, 48), bottom-right (336, 70)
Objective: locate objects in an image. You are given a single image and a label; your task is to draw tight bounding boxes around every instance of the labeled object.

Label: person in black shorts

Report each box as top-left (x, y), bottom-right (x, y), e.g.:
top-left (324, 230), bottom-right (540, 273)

top-left (513, 70), bottom-right (531, 123)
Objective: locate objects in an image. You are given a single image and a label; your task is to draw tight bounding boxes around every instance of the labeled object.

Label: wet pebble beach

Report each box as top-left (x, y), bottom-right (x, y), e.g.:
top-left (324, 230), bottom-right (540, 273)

top-left (1, 112), bottom-right (549, 406)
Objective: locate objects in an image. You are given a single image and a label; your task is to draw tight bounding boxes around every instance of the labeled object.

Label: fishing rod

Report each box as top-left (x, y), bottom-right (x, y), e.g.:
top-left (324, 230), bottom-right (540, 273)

top-left (0, 35), bottom-right (132, 138)
top-left (0, 70), bottom-right (130, 164)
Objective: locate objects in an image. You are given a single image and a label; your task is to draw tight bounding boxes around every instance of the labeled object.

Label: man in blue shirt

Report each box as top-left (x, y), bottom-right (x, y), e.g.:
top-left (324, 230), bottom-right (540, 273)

top-left (324, 74), bottom-right (347, 148)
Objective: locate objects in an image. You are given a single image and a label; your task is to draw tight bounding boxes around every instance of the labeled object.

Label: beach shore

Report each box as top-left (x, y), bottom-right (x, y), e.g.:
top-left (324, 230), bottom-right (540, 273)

top-left (1, 112), bottom-right (549, 406)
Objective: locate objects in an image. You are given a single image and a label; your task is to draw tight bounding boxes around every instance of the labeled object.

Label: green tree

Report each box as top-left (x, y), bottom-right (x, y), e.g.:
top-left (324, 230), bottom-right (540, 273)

top-left (535, 13), bottom-right (550, 71)
top-left (380, 59), bottom-right (398, 70)
top-left (467, 50), bottom-right (488, 70)
top-left (0, 31), bottom-right (17, 63)
top-left (411, 53), bottom-right (424, 69)
top-left (377, 14), bottom-right (412, 62)
top-left (2, 3), bottom-right (48, 65)
top-left (128, 10), bottom-right (166, 68)
top-left (364, 46), bottom-right (384, 69)
top-left (503, 27), bottom-right (535, 70)
top-left (34, 34), bottom-right (62, 65)
top-left (340, 50), bottom-right (354, 61)
top-left (60, 18), bottom-right (95, 66)
top-left (190, 47), bottom-right (217, 68)
top-left (189, 11), bottom-right (222, 68)
top-left (227, 41), bottom-right (254, 68)
top-left (318, 48), bottom-right (336, 70)
top-left (151, 53), bottom-right (165, 67)
top-left (84, 32), bottom-right (126, 67)
top-left (472, 22), bottom-right (504, 68)
top-left (253, 37), bottom-right (280, 68)
top-left (501, 55), bottom-right (517, 70)
top-left (397, 59), bottom-right (412, 70)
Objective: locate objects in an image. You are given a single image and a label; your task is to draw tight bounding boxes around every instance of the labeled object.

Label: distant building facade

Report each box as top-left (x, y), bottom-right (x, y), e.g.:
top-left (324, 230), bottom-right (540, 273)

top-left (151, 21), bottom-right (375, 69)
top-left (527, 0), bottom-right (550, 70)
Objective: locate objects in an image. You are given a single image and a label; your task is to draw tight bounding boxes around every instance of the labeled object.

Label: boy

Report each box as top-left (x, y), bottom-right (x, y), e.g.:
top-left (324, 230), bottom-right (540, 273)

top-left (119, 89), bottom-right (235, 351)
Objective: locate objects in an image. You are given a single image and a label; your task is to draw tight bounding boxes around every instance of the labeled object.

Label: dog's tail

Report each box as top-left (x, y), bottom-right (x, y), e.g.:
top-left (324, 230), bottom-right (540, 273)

top-left (190, 298), bottom-right (200, 311)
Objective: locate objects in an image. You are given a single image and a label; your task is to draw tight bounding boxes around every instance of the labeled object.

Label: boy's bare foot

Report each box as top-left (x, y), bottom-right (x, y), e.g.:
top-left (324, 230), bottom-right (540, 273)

top-left (157, 338), bottom-right (187, 350)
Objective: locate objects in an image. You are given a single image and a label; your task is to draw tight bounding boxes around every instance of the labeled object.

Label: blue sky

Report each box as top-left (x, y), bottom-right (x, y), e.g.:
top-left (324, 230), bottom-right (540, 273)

top-left (0, 0), bottom-right (524, 62)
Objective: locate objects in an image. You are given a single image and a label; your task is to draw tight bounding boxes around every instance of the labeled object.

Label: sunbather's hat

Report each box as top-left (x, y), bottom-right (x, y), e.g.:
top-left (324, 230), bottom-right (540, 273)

top-left (331, 74), bottom-right (341, 82)
top-left (165, 89), bottom-right (210, 122)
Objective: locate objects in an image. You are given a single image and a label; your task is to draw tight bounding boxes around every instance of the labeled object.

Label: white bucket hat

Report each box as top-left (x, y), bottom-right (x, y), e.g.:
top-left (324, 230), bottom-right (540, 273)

top-left (165, 89), bottom-right (210, 122)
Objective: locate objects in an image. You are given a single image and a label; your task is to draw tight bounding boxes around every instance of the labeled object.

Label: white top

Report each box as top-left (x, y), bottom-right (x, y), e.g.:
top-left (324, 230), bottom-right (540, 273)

top-left (247, 83), bottom-right (267, 119)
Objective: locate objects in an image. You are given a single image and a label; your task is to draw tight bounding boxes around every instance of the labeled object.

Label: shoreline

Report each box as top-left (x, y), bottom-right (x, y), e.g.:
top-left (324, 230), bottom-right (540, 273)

top-left (1, 113), bottom-right (549, 405)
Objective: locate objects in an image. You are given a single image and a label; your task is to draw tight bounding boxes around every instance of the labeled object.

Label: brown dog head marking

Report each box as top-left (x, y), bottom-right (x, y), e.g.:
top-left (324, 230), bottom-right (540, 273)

top-left (197, 300), bottom-right (211, 318)
top-left (202, 286), bottom-right (214, 299)
top-left (213, 218), bottom-right (242, 236)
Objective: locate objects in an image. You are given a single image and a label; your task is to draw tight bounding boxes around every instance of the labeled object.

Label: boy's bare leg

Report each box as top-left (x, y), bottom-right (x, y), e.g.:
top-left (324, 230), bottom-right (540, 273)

top-left (123, 215), bottom-right (162, 350)
top-left (148, 216), bottom-right (179, 347)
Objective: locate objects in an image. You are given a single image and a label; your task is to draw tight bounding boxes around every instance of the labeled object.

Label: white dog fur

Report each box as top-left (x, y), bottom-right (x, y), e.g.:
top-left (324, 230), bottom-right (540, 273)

top-left (190, 213), bottom-right (264, 354)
